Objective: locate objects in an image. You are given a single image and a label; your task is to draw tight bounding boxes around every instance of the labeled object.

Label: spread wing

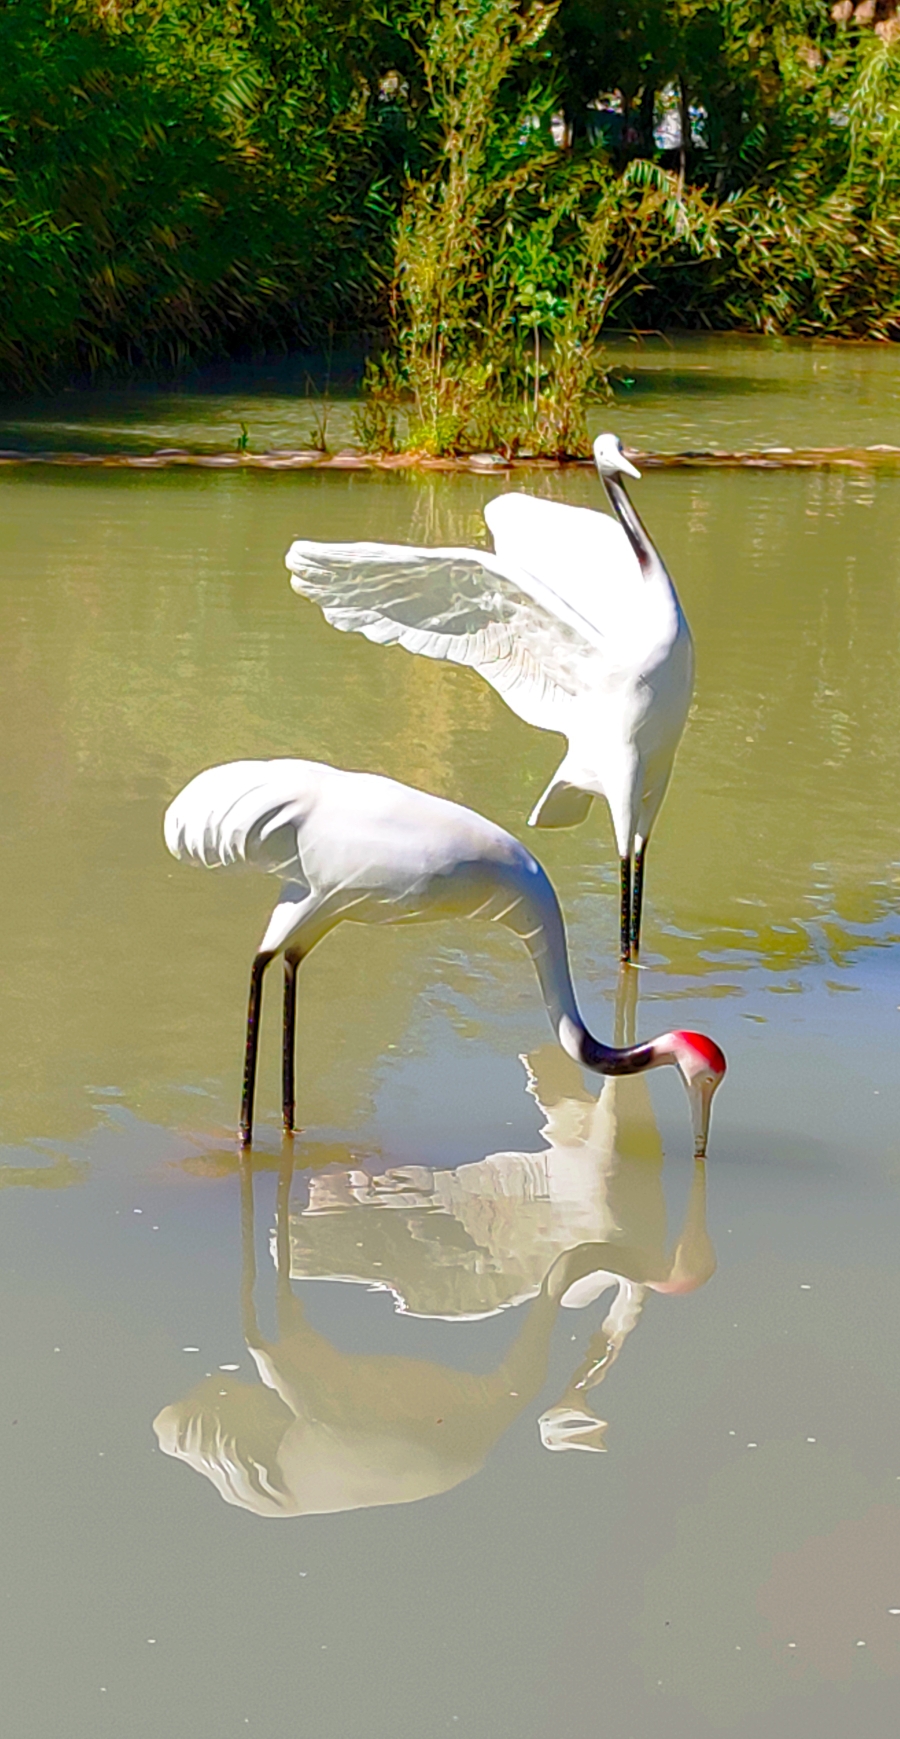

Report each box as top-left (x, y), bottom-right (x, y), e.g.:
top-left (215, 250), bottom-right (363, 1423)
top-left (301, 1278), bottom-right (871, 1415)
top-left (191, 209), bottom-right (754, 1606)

top-left (484, 494), bottom-right (641, 629)
top-left (285, 540), bottom-right (601, 736)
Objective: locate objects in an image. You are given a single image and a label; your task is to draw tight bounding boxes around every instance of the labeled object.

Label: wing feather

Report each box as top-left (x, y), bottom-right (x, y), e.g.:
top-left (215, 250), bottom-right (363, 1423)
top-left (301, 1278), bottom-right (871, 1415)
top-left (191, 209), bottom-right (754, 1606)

top-left (484, 494), bottom-right (641, 626)
top-left (285, 541), bottom-right (599, 735)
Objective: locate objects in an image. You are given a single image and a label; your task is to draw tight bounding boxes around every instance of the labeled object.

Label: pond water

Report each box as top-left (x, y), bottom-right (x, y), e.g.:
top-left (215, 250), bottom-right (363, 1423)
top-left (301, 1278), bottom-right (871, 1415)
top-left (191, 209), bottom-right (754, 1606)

top-left (3, 331), bottom-right (900, 456)
top-left (1, 339), bottom-right (900, 1738)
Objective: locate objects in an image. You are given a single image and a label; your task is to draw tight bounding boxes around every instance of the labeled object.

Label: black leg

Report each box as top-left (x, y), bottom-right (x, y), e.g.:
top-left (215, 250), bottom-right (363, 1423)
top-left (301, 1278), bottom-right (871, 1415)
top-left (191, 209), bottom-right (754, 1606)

top-left (619, 856), bottom-right (632, 964)
top-left (630, 842), bottom-right (646, 959)
top-left (282, 952), bottom-right (301, 1137)
top-left (239, 951), bottom-right (273, 1148)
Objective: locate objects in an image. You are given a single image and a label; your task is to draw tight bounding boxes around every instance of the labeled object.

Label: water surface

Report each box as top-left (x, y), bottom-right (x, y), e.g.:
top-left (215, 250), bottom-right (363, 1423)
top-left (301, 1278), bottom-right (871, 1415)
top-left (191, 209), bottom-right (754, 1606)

top-left (2, 349), bottom-right (900, 1737)
top-left (2, 331), bottom-right (899, 455)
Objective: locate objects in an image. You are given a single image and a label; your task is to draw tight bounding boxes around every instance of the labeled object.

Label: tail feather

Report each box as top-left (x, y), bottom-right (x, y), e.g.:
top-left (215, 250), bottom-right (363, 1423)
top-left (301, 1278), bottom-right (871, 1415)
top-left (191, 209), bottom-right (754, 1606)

top-left (163, 760), bottom-right (311, 876)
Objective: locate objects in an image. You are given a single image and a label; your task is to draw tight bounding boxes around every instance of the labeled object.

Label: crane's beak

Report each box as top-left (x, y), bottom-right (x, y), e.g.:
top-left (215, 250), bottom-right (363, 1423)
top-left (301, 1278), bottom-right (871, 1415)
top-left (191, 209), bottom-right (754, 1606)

top-left (687, 1075), bottom-right (719, 1158)
top-left (618, 452), bottom-right (641, 481)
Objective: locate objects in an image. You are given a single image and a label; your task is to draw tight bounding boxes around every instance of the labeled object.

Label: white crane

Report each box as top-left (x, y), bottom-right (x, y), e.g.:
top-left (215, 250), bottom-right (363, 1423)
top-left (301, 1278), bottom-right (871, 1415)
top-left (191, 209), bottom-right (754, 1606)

top-left (164, 757), bottom-right (725, 1150)
top-left (285, 432), bottom-right (693, 963)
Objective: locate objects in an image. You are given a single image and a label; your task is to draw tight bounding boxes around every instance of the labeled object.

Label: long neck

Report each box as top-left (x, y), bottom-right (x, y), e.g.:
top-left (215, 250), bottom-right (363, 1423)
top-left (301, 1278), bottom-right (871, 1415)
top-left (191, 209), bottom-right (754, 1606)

top-left (560, 1015), bottom-right (660, 1078)
top-left (501, 866), bottom-right (665, 1080)
top-left (603, 474), bottom-right (662, 579)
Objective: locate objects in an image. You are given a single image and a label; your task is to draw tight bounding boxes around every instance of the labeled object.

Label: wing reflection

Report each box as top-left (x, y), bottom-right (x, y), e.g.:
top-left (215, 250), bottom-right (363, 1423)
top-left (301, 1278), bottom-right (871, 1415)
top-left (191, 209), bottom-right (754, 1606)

top-left (155, 986), bottom-right (716, 1515)
top-left (154, 1151), bottom-right (584, 1516)
top-left (290, 1047), bottom-right (714, 1319)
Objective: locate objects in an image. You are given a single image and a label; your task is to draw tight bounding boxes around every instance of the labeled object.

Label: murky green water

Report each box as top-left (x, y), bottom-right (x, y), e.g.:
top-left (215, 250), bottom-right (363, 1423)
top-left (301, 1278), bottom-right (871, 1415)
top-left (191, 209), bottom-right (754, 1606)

top-left (2, 340), bottom-right (900, 1738)
top-left (3, 331), bottom-right (900, 455)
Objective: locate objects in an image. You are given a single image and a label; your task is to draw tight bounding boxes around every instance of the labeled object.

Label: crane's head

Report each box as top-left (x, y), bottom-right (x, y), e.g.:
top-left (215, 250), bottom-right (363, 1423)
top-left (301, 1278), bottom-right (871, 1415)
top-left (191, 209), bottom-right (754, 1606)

top-left (593, 432), bottom-right (641, 481)
top-left (661, 1031), bottom-right (727, 1158)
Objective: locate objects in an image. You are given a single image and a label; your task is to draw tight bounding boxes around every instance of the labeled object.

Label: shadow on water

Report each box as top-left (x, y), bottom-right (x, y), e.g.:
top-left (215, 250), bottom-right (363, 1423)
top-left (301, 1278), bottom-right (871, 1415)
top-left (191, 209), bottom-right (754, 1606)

top-left (4, 330), bottom-right (899, 456)
top-left (610, 369), bottom-right (789, 400)
top-left (0, 347), bottom-right (366, 456)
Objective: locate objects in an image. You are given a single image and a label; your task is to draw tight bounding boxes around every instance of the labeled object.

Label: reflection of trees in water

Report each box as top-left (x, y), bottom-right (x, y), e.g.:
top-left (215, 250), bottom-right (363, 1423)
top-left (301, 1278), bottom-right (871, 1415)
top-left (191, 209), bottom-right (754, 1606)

top-left (155, 1009), bottom-right (716, 1516)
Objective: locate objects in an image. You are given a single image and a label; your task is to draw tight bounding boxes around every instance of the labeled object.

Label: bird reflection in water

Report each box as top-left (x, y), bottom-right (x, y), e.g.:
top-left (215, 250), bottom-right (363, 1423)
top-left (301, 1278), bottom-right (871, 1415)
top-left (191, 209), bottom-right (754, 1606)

top-left (155, 979), bottom-right (716, 1513)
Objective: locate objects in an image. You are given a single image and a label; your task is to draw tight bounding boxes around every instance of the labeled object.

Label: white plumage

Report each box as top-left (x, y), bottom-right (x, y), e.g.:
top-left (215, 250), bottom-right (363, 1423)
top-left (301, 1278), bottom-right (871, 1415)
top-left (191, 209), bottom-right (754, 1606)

top-left (164, 757), bottom-right (724, 1150)
top-left (285, 433), bottom-right (694, 960)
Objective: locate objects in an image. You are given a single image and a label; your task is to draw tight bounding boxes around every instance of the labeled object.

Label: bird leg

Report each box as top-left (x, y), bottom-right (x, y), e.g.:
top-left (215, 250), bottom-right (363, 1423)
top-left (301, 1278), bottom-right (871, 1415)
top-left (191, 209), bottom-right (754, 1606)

top-left (239, 951), bottom-right (273, 1148)
top-left (630, 842), bottom-right (646, 959)
top-left (619, 856), bottom-right (632, 963)
top-left (282, 951), bottom-right (302, 1137)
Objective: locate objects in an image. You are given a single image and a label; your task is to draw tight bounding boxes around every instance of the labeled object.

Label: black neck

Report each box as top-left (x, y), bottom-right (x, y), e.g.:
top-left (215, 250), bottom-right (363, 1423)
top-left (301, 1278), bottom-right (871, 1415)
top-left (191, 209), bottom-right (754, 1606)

top-left (575, 1030), bottom-right (658, 1077)
top-left (603, 474), bottom-right (655, 575)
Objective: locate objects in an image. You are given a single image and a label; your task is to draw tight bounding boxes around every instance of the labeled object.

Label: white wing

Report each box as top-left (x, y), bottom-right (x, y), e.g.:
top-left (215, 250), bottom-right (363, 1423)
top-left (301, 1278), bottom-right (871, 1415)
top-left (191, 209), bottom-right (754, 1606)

top-left (484, 494), bottom-right (642, 632)
top-left (285, 539), bottom-right (602, 735)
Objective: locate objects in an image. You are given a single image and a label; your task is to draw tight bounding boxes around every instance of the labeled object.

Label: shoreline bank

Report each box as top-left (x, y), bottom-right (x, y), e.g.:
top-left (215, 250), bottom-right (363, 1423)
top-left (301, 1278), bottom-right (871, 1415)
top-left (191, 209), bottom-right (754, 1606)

top-left (2, 444), bottom-right (899, 473)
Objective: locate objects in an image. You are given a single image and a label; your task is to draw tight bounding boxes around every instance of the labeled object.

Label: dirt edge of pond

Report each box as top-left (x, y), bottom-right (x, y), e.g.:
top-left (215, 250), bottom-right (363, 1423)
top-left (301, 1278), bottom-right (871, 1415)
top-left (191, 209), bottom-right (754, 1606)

top-left (1, 445), bottom-right (899, 472)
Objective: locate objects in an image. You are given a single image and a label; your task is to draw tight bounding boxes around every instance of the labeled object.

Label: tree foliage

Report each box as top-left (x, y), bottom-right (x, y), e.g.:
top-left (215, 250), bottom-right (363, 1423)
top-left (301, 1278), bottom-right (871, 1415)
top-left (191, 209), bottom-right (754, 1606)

top-left (0, 0), bottom-right (417, 383)
top-left (0, 0), bottom-right (899, 395)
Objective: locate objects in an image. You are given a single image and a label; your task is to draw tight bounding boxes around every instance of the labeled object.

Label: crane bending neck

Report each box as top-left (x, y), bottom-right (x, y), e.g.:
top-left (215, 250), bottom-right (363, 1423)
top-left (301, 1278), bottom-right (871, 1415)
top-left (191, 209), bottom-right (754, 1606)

top-left (504, 869), bottom-right (662, 1079)
top-left (558, 1013), bottom-right (659, 1077)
